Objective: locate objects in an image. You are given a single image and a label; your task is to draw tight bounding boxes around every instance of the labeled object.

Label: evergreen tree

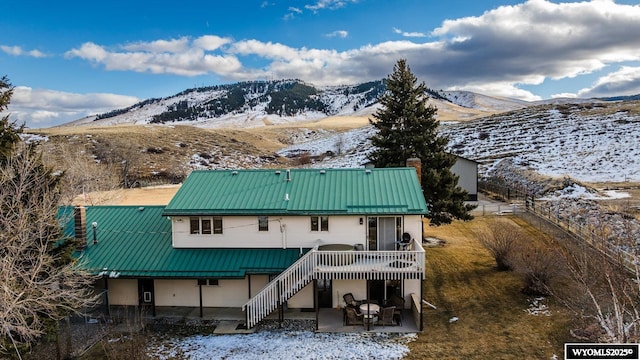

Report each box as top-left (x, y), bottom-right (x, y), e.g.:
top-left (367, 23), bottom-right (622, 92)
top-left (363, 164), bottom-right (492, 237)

top-left (368, 60), bottom-right (474, 225)
top-left (0, 76), bottom-right (23, 162)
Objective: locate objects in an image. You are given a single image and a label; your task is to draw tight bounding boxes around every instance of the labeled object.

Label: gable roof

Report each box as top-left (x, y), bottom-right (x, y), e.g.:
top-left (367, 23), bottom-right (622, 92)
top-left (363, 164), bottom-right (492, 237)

top-left (75, 206), bottom-right (304, 278)
top-left (162, 168), bottom-right (428, 216)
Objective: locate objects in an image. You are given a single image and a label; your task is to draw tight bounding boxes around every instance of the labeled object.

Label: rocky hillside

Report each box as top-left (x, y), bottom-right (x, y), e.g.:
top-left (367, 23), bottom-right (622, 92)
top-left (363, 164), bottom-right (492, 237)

top-left (62, 79), bottom-right (529, 128)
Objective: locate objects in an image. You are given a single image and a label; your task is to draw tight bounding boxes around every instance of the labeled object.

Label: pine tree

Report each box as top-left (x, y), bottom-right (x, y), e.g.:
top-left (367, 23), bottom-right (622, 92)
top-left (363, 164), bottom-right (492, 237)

top-left (0, 76), bottom-right (23, 162)
top-left (368, 60), bottom-right (474, 225)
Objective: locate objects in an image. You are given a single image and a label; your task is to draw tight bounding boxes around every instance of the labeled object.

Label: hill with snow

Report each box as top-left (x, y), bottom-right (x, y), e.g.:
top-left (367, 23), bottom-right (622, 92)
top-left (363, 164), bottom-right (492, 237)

top-left (276, 101), bottom-right (640, 184)
top-left (61, 79), bottom-right (529, 128)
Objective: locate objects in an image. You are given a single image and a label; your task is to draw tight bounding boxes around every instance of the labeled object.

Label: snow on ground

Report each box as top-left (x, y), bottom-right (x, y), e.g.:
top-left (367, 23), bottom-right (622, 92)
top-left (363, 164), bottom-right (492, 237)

top-left (539, 184), bottom-right (631, 201)
top-left (276, 103), bottom-right (640, 185)
top-left (148, 331), bottom-right (416, 360)
top-left (442, 106), bottom-right (640, 183)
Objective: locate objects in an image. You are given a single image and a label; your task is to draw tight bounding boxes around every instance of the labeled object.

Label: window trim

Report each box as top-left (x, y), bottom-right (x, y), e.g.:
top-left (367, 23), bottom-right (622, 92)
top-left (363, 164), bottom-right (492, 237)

top-left (311, 215), bottom-right (329, 232)
top-left (190, 216), bottom-right (223, 235)
top-left (258, 216), bottom-right (269, 232)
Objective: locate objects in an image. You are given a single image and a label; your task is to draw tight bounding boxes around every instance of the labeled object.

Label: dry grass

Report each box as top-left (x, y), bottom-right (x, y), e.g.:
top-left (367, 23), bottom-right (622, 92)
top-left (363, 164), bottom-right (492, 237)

top-left (408, 216), bottom-right (573, 360)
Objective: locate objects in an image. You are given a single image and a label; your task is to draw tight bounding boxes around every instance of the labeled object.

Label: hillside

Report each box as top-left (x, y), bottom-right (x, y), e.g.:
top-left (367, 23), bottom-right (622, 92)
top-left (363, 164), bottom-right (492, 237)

top-left (276, 100), bottom-right (640, 184)
top-left (60, 79), bottom-right (525, 129)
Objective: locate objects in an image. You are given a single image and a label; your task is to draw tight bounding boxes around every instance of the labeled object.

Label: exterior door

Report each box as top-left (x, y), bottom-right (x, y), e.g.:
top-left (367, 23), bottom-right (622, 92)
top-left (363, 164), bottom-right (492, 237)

top-left (318, 279), bottom-right (332, 308)
top-left (138, 279), bottom-right (154, 307)
top-left (368, 216), bottom-right (402, 250)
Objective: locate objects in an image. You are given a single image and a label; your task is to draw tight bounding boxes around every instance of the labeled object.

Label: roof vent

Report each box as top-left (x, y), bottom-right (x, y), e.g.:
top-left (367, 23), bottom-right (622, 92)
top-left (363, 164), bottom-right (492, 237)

top-left (138, 207), bottom-right (145, 212)
top-left (319, 170), bottom-right (326, 174)
top-left (232, 171), bottom-right (238, 176)
top-left (365, 169), bottom-right (372, 174)
top-left (286, 169), bottom-right (291, 182)
top-left (275, 170), bottom-right (281, 175)
top-left (285, 193), bottom-right (290, 201)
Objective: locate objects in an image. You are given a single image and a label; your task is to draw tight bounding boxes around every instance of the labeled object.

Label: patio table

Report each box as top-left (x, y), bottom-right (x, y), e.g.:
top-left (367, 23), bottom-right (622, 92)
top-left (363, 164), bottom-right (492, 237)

top-left (359, 303), bottom-right (380, 330)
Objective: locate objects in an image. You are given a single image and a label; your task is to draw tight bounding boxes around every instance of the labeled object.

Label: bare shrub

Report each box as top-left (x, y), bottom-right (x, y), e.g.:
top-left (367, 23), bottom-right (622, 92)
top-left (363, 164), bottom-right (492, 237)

top-left (554, 230), bottom-right (640, 343)
top-left (476, 219), bottom-right (523, 271)
top-left (511, 244), bottom-right (563, 296)
top-left (295, 151), bottom-right (312, 165)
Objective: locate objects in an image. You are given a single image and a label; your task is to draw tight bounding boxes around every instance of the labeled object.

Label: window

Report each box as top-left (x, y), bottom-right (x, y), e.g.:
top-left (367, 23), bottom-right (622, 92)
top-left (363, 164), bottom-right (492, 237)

top-left (213, 216), bottom-right (223, 234)
top-left (190, 217), bottom-right (200, 234)
top-left (258, 216), bottom-right (269, 231)
top-left (311, 216), bottom-right (329, 232)
top-left (202, 218), bottom-right (212, 234)
top-left (190, 216), bottom-right (222, 234)
top-left (197, 279), bottom-right (219, 286)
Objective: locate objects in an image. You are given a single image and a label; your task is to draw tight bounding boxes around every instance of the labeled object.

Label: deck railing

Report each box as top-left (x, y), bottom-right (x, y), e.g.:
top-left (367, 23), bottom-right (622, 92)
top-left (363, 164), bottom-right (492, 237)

top-left (242, 240), bottom-right (425, 328)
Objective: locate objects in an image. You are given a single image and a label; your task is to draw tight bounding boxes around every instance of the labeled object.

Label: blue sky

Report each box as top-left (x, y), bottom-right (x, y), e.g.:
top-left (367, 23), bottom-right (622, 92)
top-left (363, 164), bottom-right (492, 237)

top-left (2, 0), bottom-right (640, 128)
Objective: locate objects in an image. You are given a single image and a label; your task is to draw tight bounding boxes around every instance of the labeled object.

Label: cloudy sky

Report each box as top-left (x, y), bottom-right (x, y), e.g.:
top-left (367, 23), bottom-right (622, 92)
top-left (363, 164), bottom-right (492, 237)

top-left (2, 0), bottom-right (640, 128)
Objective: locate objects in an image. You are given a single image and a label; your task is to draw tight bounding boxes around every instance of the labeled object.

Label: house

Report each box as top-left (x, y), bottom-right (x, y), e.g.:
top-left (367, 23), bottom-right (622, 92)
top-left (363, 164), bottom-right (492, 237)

top-left (73, 167), bottom-right (428, 330)
top-left (451, 155), bottom-right (479, 201)
top-left (364, 154), bottom-right (479, 201)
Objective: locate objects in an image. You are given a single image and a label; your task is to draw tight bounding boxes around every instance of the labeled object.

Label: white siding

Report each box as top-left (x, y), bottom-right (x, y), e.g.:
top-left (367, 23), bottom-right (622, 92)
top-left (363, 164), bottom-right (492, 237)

top-left (171, 214), bottom-right (424, 249)
top-left (333, 279), bottom-right (366, 308)
top-left (172, 215), bottom-right (369, 248)
top-left (108, 279), bottom-right (138, 306)
top-left (451, 157), bottom-right (478, 199)
top-left (154, 279), bottom-right (199, 307)
top-left (202, 279), bottom-right (249, 307)
top-left (287, 283), bottom-right (314, 308)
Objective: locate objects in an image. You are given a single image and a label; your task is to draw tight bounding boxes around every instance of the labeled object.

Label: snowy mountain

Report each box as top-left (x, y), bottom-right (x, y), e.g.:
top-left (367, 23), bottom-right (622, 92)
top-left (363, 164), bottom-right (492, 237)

top-left (61, 79), bottom-right (529, 128)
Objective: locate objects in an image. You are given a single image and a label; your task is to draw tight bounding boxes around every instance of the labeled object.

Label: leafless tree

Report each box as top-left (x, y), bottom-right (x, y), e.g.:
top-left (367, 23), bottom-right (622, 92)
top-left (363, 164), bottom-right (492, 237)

top-left (554, 222), bottom-right (640, 343)
top-left (92, 138), bottom-right (142, 188)
top-left (0, 143), bottom-right (98, 358)
top-left (41, 141), bottom-right (121, 204)
top-left (476, 219), bottom-right (523, 271)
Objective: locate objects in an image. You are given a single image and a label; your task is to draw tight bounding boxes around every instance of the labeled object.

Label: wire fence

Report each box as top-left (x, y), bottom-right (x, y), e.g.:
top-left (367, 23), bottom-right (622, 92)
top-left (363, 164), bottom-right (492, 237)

top-left (478, 181), bottom-right (639, 273)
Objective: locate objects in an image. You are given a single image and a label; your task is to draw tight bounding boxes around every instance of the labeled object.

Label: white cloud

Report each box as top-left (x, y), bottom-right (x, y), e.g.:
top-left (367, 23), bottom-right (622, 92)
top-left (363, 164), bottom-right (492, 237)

top-left (122, 38), bottom-right (190, 53)
top-left (304, 0), bottom-right (356, 12)
top-left (4, 87), bottom-right (139, 128)
top-left (66, 36), bottom-right (241, 77)
top-left (577, 66), bottom-right (640, 98)
top-left (392, 27), bottom-right (427, 38)
top-left (326, 30), bottom-right (348, 38)
top-left (60, 1), bottom-right (640, 102)
top-left (1, 45), bottom-right (47, 58)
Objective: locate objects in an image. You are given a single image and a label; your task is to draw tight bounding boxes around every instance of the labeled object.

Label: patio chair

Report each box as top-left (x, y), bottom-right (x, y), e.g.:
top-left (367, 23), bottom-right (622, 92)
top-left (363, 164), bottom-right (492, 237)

top-left (387, 294), bottom-right (405, 324)
top-left (376, 306), bottom-right (396, 327)
top-left (344, 306), bottom-right (364, 326)
top-left (343, 293), bottom-right (362, 307)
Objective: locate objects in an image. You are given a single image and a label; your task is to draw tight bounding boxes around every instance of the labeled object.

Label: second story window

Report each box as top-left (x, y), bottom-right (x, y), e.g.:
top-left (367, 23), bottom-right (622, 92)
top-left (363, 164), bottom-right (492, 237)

top-left (311, 216), bottom-right (329, 232)
top-left (258, 216), bottom-right (269, 231)
top-left (213, 216), bottom-right (223, 234)
top-left (190, 216), bottom-right (223, 234)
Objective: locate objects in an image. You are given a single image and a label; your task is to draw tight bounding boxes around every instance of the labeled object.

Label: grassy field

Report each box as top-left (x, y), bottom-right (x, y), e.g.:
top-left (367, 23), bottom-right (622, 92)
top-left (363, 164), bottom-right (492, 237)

top-left (408, 216), bottom-right (573, 360)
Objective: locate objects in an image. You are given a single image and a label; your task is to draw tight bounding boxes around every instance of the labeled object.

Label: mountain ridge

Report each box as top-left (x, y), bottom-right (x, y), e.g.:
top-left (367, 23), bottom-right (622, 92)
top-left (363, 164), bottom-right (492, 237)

top-left (60, 79), bottom-right (559, 128)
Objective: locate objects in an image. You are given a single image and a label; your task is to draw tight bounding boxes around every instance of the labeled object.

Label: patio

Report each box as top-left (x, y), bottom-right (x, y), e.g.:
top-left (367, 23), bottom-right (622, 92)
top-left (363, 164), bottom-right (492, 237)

top-left (104, 306), bottom-right (419, 334)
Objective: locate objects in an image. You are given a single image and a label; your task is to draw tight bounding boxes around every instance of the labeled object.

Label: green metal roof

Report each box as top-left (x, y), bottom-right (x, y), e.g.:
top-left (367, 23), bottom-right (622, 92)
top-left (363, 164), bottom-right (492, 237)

top-left (74, 206), bottom-right (305, 278)
top-left (163, 168), bottom-right (428, 216)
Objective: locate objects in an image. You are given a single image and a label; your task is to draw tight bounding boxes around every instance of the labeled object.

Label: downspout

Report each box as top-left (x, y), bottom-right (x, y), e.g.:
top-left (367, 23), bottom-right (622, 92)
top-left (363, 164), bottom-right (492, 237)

top-left (279, 221), bottom-right (287, 249)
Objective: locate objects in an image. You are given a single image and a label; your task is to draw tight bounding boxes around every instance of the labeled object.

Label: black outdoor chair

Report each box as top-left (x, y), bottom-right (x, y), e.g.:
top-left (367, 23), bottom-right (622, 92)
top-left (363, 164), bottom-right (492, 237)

top-left (376, 306), bottom-right (396, 326)
top-left (344, 306), bottom-right (364, 326)
top-left (343, 292), bottom-right (362, 307)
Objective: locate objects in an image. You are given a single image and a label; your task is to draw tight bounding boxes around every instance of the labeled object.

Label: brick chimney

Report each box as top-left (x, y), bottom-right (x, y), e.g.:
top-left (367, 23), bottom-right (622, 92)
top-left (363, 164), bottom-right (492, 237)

top-left (74, 205), bottom-right (87, 249)
top-left (406, 157), bottom-right (422, 184)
